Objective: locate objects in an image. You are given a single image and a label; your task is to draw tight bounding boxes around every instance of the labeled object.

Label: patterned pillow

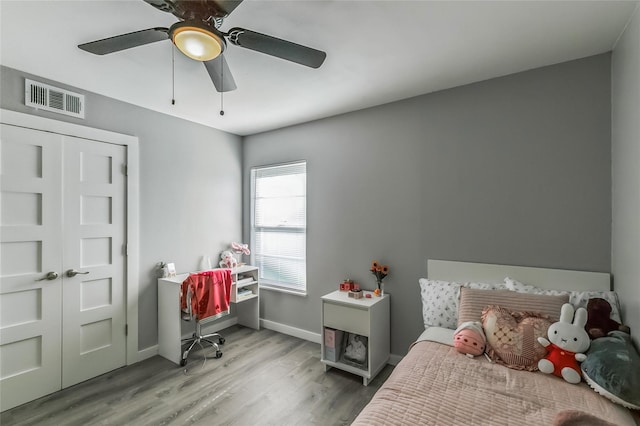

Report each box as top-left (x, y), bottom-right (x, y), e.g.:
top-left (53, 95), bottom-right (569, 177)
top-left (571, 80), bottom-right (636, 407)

top-left (482, 305), bottom-right (552, 371)
top-left (458, 288), bottom-right (569, 326)
top-left (419, 279), bottom-right (506, 329)
top-left (419, 279), bottom-right (461, 329)
top-left (503, 277), bottom-right (622, 323)
top-left (504, 277), bottom-right (565, 295)
top-left (570, 291), bottom-right (622, 324)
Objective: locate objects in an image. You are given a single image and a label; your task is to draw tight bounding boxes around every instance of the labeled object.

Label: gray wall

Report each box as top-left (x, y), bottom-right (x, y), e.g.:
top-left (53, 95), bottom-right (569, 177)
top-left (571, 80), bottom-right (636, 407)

top-left (1, 66), bottom-right (243, 350)
top-left (612, 6), bottom-right (640, 347)
top-left (243, 54), bottom-right (613, 355)
top-left (3, 48), bottom-right (627, 358)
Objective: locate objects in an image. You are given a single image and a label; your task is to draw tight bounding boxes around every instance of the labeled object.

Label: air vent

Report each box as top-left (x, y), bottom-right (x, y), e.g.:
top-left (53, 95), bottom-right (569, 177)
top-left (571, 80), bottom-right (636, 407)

top-left (25, 79), bottom-right (85, 119)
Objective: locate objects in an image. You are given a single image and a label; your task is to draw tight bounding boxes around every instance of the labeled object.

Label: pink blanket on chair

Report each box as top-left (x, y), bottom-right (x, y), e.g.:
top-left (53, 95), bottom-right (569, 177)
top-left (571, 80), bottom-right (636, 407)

top-left (181, 269), bottom-right (232, 319)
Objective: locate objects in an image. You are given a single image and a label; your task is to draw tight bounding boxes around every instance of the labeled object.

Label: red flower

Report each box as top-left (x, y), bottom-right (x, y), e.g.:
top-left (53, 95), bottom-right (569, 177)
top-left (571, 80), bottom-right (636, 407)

top-left (370, 260), bottom-right (390, 283)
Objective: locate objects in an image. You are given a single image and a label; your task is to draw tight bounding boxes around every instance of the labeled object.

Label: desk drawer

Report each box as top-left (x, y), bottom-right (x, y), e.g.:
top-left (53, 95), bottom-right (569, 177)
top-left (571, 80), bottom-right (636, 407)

top-left (323, 302), bottom-right (369, 336)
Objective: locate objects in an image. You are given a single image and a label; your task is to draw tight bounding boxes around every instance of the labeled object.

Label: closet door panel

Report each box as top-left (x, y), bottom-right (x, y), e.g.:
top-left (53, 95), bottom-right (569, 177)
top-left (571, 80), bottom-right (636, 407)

top-left (61, 136), bottom-right (127, 388)
top-left (0, 124), bottom-right (63, 412)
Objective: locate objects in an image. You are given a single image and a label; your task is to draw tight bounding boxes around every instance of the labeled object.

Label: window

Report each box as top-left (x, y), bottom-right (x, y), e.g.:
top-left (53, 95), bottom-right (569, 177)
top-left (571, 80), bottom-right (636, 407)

top-left (251, 161), bottom-right (306, 294)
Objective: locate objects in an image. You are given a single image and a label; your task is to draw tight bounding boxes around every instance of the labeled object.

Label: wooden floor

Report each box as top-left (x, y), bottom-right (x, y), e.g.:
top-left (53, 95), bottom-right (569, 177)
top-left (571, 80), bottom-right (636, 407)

top-left (1, 325), bottom-right (394, 426)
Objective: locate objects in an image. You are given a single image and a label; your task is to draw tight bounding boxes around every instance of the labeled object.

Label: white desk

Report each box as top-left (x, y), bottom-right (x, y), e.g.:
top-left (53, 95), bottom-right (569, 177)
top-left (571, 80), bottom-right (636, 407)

top-left (157, 266), bottom-right (260, 365)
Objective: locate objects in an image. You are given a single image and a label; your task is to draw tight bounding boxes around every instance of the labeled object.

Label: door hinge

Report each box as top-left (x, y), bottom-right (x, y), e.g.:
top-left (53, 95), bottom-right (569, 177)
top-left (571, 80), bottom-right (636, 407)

top-left (123, 244), bottom-right (128, 256)
top-left (122, 164), bottom-right (128, 176)
top-left (125, 324), bottom-right (128, 336)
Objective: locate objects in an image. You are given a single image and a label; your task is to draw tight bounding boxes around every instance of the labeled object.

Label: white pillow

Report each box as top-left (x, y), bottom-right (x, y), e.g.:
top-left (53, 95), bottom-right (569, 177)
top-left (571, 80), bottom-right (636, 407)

top-left (419, 278), bottom-right (506, 329)
top-left (419, 279), bottom-right (460, 329)
top-left (503, 277), bottom-right (622, 323)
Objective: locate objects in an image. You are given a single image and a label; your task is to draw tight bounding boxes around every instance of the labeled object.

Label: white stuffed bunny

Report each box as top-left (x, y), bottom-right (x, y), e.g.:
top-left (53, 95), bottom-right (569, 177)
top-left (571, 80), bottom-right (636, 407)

top-left (537, 303), bottom-right (590, 384)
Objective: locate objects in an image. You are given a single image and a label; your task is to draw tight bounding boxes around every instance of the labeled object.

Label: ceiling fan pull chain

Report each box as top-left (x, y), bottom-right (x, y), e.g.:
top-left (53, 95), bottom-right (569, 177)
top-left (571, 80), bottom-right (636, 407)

top-left (220, 54), bottom-right (225, 116)
top-left (171, 45), bottom-right (176, 105)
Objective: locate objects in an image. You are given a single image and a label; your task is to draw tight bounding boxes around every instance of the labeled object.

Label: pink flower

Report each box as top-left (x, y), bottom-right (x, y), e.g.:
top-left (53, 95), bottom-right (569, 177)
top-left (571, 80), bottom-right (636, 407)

top-left (231, 242), bottom-right (251, 255)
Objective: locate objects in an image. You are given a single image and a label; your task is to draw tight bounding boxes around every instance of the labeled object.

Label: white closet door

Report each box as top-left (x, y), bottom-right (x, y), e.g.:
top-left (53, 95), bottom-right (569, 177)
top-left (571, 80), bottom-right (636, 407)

top-left (0, 124), bottom-right (128, 410)
top-left (0, 124), bottom-right (63, 411)
top-left (61, 136), bottom-right (127, 388)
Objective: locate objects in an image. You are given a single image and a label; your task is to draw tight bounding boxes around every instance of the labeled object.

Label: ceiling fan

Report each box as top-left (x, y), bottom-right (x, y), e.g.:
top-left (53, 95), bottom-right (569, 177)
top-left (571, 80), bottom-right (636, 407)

top-left (78, 0), bottom-right (327, 92)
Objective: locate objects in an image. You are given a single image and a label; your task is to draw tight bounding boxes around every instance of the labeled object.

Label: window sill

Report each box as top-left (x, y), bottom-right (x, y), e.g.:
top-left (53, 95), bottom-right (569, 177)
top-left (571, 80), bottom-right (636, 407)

top-left (259, 284), bottom-right (307, 297)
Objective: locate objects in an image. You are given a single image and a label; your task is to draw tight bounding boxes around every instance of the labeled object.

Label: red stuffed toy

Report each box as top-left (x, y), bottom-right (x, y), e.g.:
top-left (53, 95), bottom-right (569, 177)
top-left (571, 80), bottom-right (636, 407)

top-left (585, 298), bottom-right (630, 339)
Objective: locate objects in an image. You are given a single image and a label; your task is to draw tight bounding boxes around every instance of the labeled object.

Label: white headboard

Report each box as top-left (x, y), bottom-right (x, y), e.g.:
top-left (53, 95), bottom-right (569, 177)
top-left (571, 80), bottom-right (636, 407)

top-left (427, 259), bottom-right (611, 292)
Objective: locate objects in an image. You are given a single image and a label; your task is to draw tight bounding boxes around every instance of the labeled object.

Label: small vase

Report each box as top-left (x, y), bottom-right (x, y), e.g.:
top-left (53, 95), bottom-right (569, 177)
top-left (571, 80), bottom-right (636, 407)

top-left (376, 280), bottom-right (384, 296)
top-left (199, 255), bottom-right (211, 271)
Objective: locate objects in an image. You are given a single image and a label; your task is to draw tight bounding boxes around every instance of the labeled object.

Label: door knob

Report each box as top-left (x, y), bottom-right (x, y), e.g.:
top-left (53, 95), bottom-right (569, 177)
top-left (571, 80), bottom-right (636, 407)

top-left (66, 269), bottom-right (90, 278)
top-left (35, 271), bottom-right (59, 281)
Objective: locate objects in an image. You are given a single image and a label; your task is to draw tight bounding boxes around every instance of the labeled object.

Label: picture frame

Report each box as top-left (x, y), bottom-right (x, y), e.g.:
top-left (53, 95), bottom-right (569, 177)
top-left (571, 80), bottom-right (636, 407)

top-left (166, 262), bottom-right (176, 277)
top-left (340, 332), bottom-right (368, 370)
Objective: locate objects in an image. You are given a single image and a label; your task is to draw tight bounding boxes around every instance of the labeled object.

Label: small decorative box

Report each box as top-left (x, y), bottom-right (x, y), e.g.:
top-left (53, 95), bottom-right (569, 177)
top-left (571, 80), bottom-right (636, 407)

top-left (348, 289), bottom-right (363, 299)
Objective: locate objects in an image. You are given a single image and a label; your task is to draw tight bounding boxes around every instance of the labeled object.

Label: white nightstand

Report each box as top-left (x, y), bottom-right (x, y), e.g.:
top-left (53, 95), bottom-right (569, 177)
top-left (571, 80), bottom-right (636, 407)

top-left (321, 290), bottom-right (390, 385)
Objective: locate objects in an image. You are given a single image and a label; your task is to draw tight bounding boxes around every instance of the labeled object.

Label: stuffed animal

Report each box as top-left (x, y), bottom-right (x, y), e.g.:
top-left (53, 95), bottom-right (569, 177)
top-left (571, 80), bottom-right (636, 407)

top-left (585, 298), bottom-right (630, 339)
top-left (218, 250), bottom-right (237, 269)
top-left (343, 334), bottom-right (367, 364)
top-left (454, 321), bottom-right (486, 357)
top-left (538, 303), bottom-right (590, 384)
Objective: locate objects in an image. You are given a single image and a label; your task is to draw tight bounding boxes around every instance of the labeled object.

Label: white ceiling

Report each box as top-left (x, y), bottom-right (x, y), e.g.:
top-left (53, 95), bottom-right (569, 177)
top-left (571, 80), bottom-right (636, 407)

top-left (1, 1), bottom-right (638, 136)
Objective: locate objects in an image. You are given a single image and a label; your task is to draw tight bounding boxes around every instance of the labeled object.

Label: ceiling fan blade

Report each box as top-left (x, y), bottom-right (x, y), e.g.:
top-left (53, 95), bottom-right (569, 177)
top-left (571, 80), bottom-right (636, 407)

top-left (216, 0), bottom-right (244, 16)
top-left (204, 55), bottom-right (237, 92)
top-left (227, 27), bottom-right (326, 68)
top-left (78, 28), bottom-right (169, 55)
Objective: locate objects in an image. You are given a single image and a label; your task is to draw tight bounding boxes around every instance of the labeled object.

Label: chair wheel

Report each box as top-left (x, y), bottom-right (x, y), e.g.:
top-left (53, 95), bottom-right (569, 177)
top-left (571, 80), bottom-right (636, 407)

top-left (180, 358), bottom-right (187, 367)
top-left (215, 351), bottom-right (223, 359)
top-left (219, 337), bottom-right (225, 345)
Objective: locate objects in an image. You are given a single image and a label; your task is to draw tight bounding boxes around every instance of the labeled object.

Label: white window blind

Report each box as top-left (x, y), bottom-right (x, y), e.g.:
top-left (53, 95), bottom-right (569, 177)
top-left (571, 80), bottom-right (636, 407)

top-left (251, 161), bottom-right (306, 293)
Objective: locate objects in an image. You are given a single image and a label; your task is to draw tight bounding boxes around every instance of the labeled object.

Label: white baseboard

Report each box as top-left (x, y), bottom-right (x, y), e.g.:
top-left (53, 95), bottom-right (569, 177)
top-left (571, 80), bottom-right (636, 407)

top-left (200, 316), bottom-right (238, 336)
top-left (260, 319), bottom-right (322, 344)
top-left (138, 317), bottom-right (402, 368)
top-left (260, 319), bottom-right (403, 365)
top-left (135, 317), bottom-right (238, 364)
top-left (137, 345), bottom-right (158, 362)
top-left (388, 354), bottom-right (403, 366)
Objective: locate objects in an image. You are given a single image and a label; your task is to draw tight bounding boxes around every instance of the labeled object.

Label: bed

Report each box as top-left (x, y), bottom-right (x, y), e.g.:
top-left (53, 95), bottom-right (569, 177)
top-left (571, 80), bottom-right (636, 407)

top-left (352, 260), bottom-right (637, 426)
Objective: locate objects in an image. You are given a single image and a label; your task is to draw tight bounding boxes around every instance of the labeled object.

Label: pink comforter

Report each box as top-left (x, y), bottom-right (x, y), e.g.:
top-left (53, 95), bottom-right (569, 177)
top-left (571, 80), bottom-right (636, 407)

top-left (353, 340), bottom-right (634, 426)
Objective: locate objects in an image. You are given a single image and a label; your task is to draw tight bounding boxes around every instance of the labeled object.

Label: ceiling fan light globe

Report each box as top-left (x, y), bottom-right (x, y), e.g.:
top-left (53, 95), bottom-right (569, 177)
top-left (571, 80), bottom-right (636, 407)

top-left (171, 24), bottom-right (224, 61)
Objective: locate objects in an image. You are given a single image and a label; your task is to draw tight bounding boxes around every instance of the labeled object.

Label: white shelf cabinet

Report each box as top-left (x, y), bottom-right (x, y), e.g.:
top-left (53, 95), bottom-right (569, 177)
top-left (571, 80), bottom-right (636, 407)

top-left (230, 265), bottom-right (260, 330)
top-left (157, 265), bottom-right (260, 365)
top-left (321, 290), bottom-right (390, 386)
